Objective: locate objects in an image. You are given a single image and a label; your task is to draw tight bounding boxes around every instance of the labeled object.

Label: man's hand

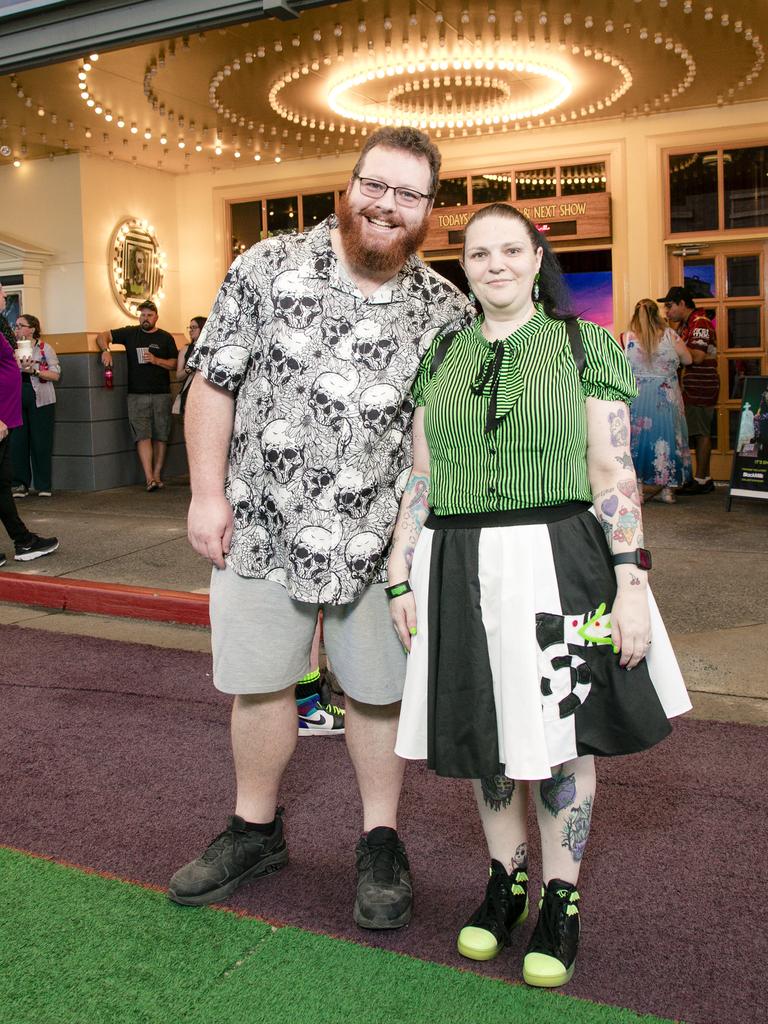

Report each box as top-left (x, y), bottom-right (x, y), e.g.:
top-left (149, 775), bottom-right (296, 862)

top-left (0, 419), bottom-right (8, 442)
top-left (188, 494), bottom-right (234, 569)
top-left (100, 349), bottom-right (113, 367)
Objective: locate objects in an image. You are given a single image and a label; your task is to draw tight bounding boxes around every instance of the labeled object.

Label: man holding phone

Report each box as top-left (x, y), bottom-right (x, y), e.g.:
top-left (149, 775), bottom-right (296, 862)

top-left (96, 300), bottom-right (177, 490)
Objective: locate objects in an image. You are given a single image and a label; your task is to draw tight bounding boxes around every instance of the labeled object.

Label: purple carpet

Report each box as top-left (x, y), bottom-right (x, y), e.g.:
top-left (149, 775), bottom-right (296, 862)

top-left (2, 623), bottom-right (766, 1024)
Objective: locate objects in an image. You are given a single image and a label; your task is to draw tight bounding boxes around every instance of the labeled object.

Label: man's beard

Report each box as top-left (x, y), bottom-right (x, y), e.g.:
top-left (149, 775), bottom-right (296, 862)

top-left (139, 320), bottom-right (153, 332)
top-left (337, 196), bottom-right (430, 276)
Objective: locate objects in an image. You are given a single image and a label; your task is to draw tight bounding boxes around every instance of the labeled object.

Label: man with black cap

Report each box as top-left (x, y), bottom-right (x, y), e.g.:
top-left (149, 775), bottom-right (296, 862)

top-left (658, 286), bottom-right (719, 494)
top-left (96, 300), bottom-right (178, 491)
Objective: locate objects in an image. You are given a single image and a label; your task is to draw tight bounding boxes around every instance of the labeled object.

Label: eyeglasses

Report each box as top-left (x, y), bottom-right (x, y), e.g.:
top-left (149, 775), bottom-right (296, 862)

top-left (354, 175), bottom-right (431, 208)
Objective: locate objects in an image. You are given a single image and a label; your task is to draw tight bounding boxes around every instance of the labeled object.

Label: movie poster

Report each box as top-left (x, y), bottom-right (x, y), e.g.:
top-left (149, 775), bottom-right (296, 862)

top-left (729, 376), bottom-right (768, 502)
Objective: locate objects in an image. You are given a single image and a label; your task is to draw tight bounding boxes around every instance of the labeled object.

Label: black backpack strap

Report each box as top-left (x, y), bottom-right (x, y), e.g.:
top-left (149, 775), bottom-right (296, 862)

top-left (429, 328), bottom-right (460, 377)
top-left (566, 317), bottom-right (586, 380)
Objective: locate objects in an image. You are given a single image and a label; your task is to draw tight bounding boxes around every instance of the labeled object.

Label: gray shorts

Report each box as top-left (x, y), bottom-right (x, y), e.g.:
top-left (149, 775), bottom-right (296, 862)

top-left (209, 568), bottom-right (407, 705)
top-left (127, 393), bottom-right (173, 442)
top-left (685, 404), bottom-right (715, 438)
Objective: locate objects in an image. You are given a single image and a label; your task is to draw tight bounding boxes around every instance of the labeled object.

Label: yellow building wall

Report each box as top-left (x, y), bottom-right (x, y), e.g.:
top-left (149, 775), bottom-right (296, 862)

top-left (0, 153), bottom-right (86, 333)
top-left (78, 155), bottom-right (181, 337)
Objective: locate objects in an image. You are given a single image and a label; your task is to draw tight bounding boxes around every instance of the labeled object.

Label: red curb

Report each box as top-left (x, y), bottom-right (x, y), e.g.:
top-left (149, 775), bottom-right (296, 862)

top-left (0, 572), bottom-right (209, 626)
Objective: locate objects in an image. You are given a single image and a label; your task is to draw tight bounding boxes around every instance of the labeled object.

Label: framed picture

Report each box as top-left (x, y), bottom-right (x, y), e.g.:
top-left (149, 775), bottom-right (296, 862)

top-left (110, 218), bottom-right (166, 318)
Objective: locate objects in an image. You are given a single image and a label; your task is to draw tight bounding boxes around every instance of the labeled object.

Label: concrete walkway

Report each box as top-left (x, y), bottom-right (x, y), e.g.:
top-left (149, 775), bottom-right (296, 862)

top-left (1, 478), bottom-right (766, 725)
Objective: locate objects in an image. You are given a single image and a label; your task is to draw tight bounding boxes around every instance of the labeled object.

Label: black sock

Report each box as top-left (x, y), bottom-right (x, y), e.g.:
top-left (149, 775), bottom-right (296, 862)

top-left (295, 680), bottom-right (320, 700)
top-left (242, 818), bottom-right (276, 835)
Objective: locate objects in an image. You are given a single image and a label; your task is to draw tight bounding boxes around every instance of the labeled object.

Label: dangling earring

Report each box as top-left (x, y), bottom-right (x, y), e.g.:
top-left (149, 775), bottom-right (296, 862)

top-left (533, 273), bottom-right (540, 302)
top-left (467, 288), bottom-right (477, 308)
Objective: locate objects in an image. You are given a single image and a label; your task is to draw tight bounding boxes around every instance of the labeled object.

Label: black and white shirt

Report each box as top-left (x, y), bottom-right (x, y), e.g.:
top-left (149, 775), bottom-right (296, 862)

top-left (189, 216), bottom-right (472, 604)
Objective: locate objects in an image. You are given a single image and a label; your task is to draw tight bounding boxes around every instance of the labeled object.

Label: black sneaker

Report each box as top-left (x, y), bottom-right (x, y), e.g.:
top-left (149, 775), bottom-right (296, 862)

top-left (523, 878), bottom-right (581, 988)
top-left (168, 811), bottom-right (288, 907)
top-left (354, 826), bottom-right (412, 929)
top-left (457, 860), bottom-right (529, 961)
top-left (14, 535), bottom-right (59, 561)
top-left (676, 478), bottom-right (715, 496)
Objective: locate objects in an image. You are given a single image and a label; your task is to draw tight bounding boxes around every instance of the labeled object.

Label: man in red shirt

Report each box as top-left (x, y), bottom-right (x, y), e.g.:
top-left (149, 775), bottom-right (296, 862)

top-left (658, 286), bottom-right (720, 494)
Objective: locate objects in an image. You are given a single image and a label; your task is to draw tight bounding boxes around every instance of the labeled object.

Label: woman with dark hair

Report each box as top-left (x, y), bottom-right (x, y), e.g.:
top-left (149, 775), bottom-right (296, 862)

top-left (173, 316), bottom-right (207, 417)
top-left (388, 203), bottom-right (689, 988)
top-left (11, 313), bottom-right (61, 498)
top-left (622, 299), bottom-right (692, 503)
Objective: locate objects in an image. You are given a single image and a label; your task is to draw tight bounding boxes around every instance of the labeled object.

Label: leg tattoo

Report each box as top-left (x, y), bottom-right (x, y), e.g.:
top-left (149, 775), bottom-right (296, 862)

top-left (513, 842), bottom-right (528, 868)
top-left (539, 771), bottom-right (577, 818)
top-left (480, 773), bottom-right (516, 811)
top-left (561, 795), bottom-right (594, 863)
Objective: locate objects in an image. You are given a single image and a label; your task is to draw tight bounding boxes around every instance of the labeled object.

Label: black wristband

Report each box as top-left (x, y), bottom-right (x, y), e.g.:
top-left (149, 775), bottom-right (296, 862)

top-left (385, 581), bottom-right (412, 600)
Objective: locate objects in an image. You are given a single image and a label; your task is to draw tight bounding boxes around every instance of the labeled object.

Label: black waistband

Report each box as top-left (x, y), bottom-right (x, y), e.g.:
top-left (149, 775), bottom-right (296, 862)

top-left (425, 501), bottom-right (591, 530)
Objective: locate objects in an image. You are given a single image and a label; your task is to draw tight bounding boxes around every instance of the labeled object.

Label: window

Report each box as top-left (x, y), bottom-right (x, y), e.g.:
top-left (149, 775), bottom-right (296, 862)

top-left (515, 167), bottom-right (556, 201)
top-left (727, 255), bottom-right (760, 297)
top-left (471, 173), bottom-right (511, 204)
top-left (302, 191), bottom-right (335, 228)
top-left (266, 196), bottom-right (298, 236)
top-left (435, 176), bottom-right (468, 207)
top-left (230, 201), bottom-right (262, 256)
top-left (669, 152), bottom-right (718, 233)
top-left (724, 146), bottom-right (768, 228)
top-left (560, 162), bottom-right (607, 195)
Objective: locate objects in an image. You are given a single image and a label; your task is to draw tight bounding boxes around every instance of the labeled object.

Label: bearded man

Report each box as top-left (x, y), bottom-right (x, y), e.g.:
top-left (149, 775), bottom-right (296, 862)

top-left (169, 127), bottom-right (472, 927)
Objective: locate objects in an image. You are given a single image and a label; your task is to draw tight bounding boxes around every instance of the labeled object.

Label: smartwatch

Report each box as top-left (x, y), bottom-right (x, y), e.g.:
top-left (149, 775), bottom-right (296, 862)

top-left (612, 549), bottom-right (652, 571)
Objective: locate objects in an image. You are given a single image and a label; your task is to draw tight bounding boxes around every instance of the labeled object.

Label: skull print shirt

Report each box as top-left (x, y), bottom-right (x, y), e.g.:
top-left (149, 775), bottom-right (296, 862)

top-left (188, 216), bottom-right (473, 604)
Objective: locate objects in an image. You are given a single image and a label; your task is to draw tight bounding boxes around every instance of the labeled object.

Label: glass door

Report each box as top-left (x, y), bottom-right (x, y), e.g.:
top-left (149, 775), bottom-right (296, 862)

top-left (668, 242), bottom-right (767, 479)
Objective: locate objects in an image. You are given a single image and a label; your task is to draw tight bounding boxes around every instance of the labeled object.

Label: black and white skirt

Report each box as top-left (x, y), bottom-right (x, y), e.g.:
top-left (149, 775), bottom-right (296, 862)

top-left (395, 503), bottom-right (691, 781)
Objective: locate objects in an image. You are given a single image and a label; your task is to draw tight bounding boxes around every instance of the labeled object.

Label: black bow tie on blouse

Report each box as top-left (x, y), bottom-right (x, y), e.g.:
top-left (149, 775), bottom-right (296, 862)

top-left (470, 335), bottom-right (527, 434)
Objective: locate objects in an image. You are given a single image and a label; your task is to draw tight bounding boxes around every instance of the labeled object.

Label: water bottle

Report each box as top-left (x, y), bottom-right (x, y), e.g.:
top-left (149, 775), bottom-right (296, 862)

top-left (104, 366), bottom-right (114, 389)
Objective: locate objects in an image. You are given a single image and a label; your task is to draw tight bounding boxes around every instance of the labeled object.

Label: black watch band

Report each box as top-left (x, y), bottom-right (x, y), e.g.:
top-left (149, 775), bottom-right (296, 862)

top-left (612, 548), bottom-right (652, 571)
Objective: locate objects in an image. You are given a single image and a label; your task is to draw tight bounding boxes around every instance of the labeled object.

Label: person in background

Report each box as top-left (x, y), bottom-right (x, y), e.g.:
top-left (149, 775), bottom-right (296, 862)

top-left (172, 316), bottom-right (207, 418)
top-left (390, 203), bottom-right (690, 989)
top-left (0, 287), bottom-right (59, 566)
top-left (11, 314), bottom-right (61, 498)
top-left (95, 300), bottom-right (178, 491)
top-left (622, 299), bottom-right (692, 504)
top-left (658, 287), bottom-right (719, 494)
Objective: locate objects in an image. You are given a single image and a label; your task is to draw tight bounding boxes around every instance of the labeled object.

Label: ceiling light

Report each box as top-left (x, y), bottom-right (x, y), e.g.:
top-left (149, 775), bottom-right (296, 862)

top-left (275, 155), bottom-right (282, 162)
top-left (195, 142), bottom-right (203, 152)
top-left (159, 133), bottom-right (168, 144)
top-left (116, 117), bottom-right (125, 128)
top-left (105, 111), bottom-right (113, 122)
top-left (144, 129), bottom-right (152, 139)
top-left (13, 158), bottom-right (21, 168)
top-left (130, 122), bottom-right (138, 134)
top-left (89, 53), bottom-right (99, 61)
top-left (178, 139), bottom-right (186, 149)
top-left (254, 153), bottom-right (261, 161)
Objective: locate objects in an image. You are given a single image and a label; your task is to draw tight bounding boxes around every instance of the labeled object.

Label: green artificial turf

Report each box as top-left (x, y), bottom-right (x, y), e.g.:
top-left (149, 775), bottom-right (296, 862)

top-left (0, 847), bottom-right (679, 1024)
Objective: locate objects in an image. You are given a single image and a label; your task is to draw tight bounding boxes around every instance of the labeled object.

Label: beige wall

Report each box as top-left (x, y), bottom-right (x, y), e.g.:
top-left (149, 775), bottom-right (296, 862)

top-left (0, 153), bottom-right (85, 333)
top-left (176, 97), bottom-right (768, 333)
top-left (79, 155), bottom-right (181, 334)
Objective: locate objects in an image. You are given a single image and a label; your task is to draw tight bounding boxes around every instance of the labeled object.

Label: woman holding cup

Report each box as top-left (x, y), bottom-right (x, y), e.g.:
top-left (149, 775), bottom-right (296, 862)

top-left (12, 314), bottom-right (61, 498)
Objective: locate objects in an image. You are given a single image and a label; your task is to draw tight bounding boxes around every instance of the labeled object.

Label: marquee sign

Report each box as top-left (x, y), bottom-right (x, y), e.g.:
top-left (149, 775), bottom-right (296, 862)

top-left (109, 217), bottom-right (166, 318)
top-left (424, 193), bottom-right (612, 250)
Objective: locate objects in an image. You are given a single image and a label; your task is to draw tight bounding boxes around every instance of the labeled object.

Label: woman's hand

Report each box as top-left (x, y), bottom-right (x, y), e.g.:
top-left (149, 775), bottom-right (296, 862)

top-left (18, 354), bottom-right (36, 375)
top-left (610, 586), bottom-right (651, 670)
top-left (390, 591), bottom-right (418, 653)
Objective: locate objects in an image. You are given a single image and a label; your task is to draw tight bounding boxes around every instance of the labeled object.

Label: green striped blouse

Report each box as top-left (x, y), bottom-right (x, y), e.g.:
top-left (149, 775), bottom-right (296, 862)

top-left (412, 306), bottom-right (637, 515)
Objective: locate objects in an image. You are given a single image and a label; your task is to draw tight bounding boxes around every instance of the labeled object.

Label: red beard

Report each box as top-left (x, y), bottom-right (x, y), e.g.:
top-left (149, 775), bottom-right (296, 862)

top-left (336, 195), bottom-right (430, 276)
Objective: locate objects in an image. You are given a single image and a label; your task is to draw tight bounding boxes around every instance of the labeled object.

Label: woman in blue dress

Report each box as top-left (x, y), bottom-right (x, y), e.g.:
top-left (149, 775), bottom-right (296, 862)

top-left (623, 299), bottom-right (692, 503)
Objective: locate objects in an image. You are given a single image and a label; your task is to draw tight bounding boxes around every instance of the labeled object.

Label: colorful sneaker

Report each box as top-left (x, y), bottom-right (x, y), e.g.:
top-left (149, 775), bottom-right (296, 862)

top-left (14, 535), bottom-right (59, 561)
top-left (297, 693), bottom-right (345, 735)
top-left (168, 811), bottom-right (288, 907)
top-left (354, 826), bottom-right (412, 929)
top-left (457, 860), bottom-right (529, 961)
top-left (523, 878), bottom-right (581, 988)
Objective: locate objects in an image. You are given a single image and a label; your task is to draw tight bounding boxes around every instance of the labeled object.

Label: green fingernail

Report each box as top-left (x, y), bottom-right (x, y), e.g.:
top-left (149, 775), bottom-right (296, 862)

top-left (409, 627), bottom-right (417, 636)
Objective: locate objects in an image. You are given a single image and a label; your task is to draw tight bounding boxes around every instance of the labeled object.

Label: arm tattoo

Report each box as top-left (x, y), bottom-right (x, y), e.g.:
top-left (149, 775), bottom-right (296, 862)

top-left (539, 771), bottom-right (577, 817)
top-left (630, 573), bottom-right (641, 586)
top-left (513, 843), bottom-right (528, 869)
top-left (561, 795), bottom-right (593, 863)
top-left (480, 773), bottom-right (516, 811)
top-left (615, 453), bottom-right (634, 469)
top-left (594, 478), bottom-right (644, 554)
top-left (608, 408), bottom-right (628, 447)
top-left (391, 471), bottom-right (430, 571)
